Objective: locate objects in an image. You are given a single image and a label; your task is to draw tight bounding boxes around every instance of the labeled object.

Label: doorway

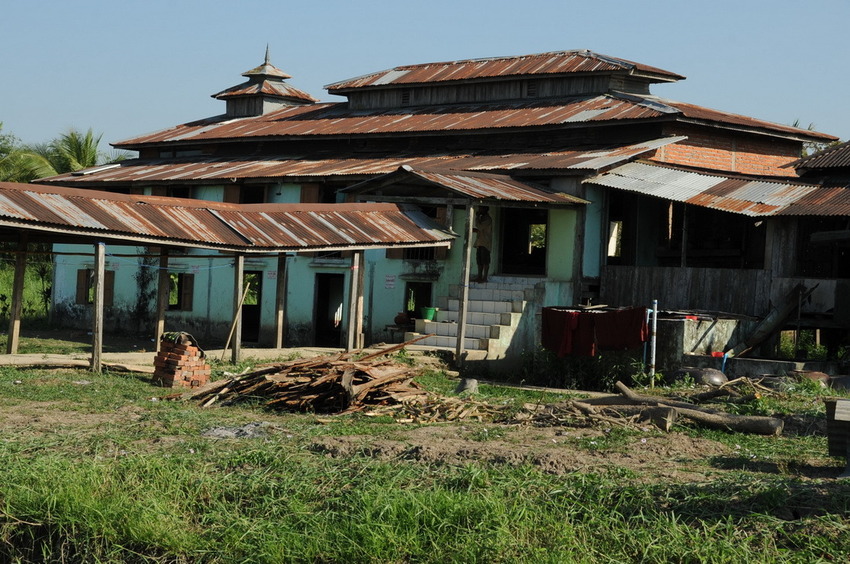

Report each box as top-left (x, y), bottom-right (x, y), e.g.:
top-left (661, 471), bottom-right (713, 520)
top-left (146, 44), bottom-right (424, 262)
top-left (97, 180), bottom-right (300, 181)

top-left (241, 271), bottom-right (262, 343)
top-left (314, 273), bottom-right (345, 347)
top-left (499, 208), bottom-right (548, 276)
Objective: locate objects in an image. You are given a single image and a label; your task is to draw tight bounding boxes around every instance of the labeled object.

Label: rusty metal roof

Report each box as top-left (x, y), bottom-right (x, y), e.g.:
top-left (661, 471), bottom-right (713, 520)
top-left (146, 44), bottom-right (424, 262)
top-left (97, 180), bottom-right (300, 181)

top-left (113, 91), bottom-right (833, 149)
top-left (212, 80), bottom-right (319, 104)
top-left (325, 50), bottom-right (685, 92)
top-left (45, 138), bottom-right (684, 186)
top-left (585, 161), bottom-right (841, 216)
top-left (0, 182), bottom-right (454, 252)
top-left (345, 166), bottom-right (590, 205)
top-left (663, 100), bottom-right (837, 141)
top-left (791, 141), bottom-right (850, 170)
top-left (114, 94), bottom-right (672, 147)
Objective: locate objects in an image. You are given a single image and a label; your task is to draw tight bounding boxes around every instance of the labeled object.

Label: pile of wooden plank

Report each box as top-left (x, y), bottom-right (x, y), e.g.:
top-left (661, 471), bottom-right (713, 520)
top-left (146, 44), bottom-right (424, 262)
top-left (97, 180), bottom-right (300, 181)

top-left (182, 350), bottom-right (427, 413)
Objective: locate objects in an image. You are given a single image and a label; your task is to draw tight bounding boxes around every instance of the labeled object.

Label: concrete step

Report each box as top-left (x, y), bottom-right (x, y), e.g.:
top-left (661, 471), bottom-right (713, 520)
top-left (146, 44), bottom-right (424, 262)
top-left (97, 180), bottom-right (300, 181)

top-left (414, 318), bottom-right (504, 339)
top-left (448, 285), bottom-right (530, 302)
top-left (404, 332), bottom-right (484, 350)
top-left (435, 309), bottom-right (500, 325)
top-left (444, 298), bottom-right (524, 314)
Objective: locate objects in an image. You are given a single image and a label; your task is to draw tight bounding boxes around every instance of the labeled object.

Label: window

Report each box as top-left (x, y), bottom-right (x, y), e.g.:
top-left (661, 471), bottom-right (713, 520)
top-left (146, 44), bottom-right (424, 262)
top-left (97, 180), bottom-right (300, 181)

top-left (75, 269), bottom-right (115, 306)
top-left (403, 247), bottom-right (436, 261)
top-left (607, 221), bottom-right (623, 258)
top-left (240, 185), bottom-right (266, 204)
top-left (167, 186), bottom-right (192, 199)
top-left (168, 273), bottom-right (195, 311)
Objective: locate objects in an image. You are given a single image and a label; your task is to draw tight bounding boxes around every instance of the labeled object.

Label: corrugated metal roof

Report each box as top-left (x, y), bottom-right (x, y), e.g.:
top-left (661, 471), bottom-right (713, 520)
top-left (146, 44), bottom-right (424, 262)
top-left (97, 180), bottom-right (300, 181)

top-left (325, 50), bottom-right (685, 92)
top-left (585, 161), bottom-right (838, 216)
top-left (791, 141), bottom-right (850, 170)
top-left (0, 182), bottom-right (454, 252)
top-left (347, 166), bottom-right (590, 205)
top-left (664, 100), bottom-right (837, 141)
top-left (212, 80), bottom-right (319, 104)
top-left (45, 138), bottom-right (684, 186)
top-left (114, 94), bottom-right (669, 147)
top-left (113, 91), bottom-right (833, 149)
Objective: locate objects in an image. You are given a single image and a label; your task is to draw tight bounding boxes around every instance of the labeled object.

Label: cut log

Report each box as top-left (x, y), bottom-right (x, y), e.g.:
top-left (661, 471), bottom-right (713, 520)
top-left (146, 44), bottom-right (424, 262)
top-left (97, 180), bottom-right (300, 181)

top-left (614, 381), bottom-right (783, 436)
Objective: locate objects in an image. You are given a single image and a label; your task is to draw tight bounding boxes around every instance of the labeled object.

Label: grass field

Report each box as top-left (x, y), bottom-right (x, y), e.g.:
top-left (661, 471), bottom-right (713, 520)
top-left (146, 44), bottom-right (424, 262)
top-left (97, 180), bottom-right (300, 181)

top-left (0, 350), bottom-right (849, 563)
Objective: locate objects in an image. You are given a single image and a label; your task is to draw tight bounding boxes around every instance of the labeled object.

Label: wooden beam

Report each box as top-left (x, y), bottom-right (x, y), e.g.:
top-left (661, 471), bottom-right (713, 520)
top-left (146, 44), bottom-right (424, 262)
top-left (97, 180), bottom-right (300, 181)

top-left (455, 205), bottom-right (475, 365)
top-left (274, 253), bottom-right (288, 349)
top-left (354, 250), bottom-right (365, 349)
top-left (5, 234), bottom-right (28, 354)
top-left (91, 242), bottom-right (106, 373)
top-left (155, 248), bottom-right (170, 345)
top-left (231, 254), bottom-right (245, 364)
top-left (346, 251), bottom-right (364, 351)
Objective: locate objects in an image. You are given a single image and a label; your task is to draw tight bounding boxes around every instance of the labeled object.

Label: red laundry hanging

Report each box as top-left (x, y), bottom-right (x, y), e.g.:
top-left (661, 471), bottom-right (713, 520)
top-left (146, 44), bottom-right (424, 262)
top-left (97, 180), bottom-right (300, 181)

top-left (541, 306), bottom-right (648, 357)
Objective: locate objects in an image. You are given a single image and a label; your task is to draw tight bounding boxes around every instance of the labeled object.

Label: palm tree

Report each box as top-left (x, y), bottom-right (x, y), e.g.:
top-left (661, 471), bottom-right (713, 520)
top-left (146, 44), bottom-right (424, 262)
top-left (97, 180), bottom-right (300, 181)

top-left (50, 128), bottom-right (103, 172)
top-left (0, 126), bottom-right (132, 183)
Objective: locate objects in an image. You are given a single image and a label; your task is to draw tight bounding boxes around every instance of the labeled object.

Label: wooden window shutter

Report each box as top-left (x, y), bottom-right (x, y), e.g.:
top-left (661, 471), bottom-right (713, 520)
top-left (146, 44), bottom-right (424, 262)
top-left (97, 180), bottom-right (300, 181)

top-left (181, 274), bottom-right (195, 311)
top-left (386, 247), bottom-right (404, 259)
top-left (104, 271), bottom-right (115, 307)
top-left (301, 184), bottom-right (320, 203)
top-left (223, 185), bottom-right (240, 203)
top-left (76, 269), bottom-right (88, 304)
top-left (150, 186), bottom-right (167, 197)
top-left (434, 206), bottom-right (448, 260)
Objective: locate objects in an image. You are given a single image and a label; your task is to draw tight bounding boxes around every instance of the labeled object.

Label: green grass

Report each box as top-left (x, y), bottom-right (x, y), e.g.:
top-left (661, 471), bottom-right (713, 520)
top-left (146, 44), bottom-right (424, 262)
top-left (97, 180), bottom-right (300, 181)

top-left (0, 364), bottom-right (849, 562)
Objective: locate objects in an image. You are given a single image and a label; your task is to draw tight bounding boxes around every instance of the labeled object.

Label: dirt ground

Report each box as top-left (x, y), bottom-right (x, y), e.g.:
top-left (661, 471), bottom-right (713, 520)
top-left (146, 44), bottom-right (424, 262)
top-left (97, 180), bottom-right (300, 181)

top-left (0, 337), bottom-right (841, 482)
top-left (2, 394), bottom-right (840, 483)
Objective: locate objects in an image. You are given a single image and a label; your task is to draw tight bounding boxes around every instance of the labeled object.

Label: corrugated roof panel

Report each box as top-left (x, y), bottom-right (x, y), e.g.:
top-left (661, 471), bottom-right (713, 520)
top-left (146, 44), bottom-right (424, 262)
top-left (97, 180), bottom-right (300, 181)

top-left (112, 95), bottom-right (669, 147)
top-left (325, 50), bottom-right (684, 91)
top-left (586, 162), bottom-right (825, 217)
top-left (408, 169), bottom-right (588, 204)
top-left (792, 141), bottom-right (850, 170)
top-left (47, 139), bottom-right (685, 187)
top-left (0, 182), bottom-right (455, 252)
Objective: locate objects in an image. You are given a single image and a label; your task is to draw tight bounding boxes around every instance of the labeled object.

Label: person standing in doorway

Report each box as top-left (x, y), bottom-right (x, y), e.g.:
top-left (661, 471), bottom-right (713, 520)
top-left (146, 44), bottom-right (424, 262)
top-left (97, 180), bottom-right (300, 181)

top-left (473, 206), bottom-right (492, 283)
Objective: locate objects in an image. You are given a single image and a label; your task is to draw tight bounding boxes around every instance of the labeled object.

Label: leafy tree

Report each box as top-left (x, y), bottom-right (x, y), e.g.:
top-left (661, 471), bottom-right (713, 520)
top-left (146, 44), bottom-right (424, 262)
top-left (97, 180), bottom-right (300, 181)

top-left (0, 124), bottom-right (130, 319)
top-left (0, 126), bottom-right (129, 182)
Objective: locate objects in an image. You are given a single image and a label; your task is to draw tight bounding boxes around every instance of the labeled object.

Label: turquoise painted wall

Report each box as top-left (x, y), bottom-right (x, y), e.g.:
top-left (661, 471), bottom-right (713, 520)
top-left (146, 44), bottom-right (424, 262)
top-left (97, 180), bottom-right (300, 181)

top-left (546, 208), bottom-right (577, 281)
top-left (582, 184), bottom-right (605, 278)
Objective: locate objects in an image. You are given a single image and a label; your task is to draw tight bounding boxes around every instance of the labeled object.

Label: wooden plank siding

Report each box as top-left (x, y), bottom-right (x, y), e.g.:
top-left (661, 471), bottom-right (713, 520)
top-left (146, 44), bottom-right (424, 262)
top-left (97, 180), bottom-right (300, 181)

top-left (601, 265), bottom-right (772, 316)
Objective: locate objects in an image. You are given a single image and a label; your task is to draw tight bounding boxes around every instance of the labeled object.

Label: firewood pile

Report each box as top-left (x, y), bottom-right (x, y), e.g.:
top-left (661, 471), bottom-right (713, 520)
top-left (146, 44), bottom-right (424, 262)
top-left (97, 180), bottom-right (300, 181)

top-left (181, 347), bottom-right (429, 413)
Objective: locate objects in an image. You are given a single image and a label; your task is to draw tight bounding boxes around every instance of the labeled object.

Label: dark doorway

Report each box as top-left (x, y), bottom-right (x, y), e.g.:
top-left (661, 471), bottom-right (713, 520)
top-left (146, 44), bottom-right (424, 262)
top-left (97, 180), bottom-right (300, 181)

top-left (404, 281), bottom-right (433, 319)
top-left (241, 271), bottom-right (263, 342)
top-left (500, 208), bottom-right (548, 276)
top-left (314, 273), bottom-right (345, 347)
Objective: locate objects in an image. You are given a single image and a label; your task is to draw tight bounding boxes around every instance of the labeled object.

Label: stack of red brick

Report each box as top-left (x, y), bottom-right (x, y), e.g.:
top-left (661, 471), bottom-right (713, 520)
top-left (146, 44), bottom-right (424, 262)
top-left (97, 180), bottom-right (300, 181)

top-left (153, 339), bottom-right (211, 388)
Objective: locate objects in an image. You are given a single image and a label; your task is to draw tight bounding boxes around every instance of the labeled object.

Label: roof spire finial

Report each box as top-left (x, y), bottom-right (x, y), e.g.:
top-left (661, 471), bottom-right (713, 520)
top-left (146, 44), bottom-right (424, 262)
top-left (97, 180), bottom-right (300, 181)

top-left (264, 44), bottom-right (270, 65)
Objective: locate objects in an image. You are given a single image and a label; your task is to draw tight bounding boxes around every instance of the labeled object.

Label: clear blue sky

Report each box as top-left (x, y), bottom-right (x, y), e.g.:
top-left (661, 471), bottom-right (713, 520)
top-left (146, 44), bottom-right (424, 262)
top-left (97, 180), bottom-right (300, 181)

top-left (2, 0), bottom-right (847, 154)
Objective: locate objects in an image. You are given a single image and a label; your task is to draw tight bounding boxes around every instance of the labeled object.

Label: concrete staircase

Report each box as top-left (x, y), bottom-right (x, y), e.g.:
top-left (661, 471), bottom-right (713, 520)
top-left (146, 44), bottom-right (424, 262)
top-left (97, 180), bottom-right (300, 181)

top-left (404, 276), bottom-right (539, 358)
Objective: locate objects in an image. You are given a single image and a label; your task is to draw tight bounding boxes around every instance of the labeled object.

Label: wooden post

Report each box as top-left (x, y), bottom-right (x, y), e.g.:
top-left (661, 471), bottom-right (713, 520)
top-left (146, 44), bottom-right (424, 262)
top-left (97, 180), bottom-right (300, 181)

top-left (346, 251), bottom-right (364, 351)
top-left (155, 248), bottom-right (170, 345)
top-left (680, 203), bottom-right (688, 268)
top-left (231, 254), bottom-right (244, 364)
top-left (6, 234), bottom-right (28, 354)
top-left (455, 204), bottom-right (476, 366)
top-left (355, 250), bottom-right (365, 349)
top-left (91, 242), bottom-right (106, 373)
top-left (274, 253), bottom-right (288, 349)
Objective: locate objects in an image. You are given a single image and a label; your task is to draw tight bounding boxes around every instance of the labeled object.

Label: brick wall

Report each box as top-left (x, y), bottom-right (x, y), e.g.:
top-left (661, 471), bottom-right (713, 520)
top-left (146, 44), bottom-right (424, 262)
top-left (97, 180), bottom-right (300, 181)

top-left (652, 125), bottom-right (802, 177)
